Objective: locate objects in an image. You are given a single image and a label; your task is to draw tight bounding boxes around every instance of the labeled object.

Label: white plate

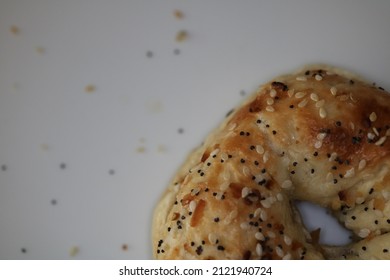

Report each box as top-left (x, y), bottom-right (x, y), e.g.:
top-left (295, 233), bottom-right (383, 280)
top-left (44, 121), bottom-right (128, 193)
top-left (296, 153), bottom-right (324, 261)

top-left (0, 0), bottom-right (389, 259)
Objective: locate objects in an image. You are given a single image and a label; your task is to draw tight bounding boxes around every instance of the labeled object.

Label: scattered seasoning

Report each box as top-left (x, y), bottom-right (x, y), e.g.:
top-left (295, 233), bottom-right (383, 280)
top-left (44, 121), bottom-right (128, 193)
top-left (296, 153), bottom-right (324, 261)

top-left (69, 246), bottom-right (79, 257)
top-left (240, 90), bottom-right (246, 96)
top-left (146, 50), bottom-right (153, 58)
top-left (1, 164), bottom-right (7, 171)
top-left (195, 245), bottom-right (203, 255)
top-left (122, 244), bottom-right (128, 251)
top-left (178, 128), bottom-right (184, 134)
top-left (173, 9), bottom-right (184, 19)
top-left (10, 25), bottom-right (20, 35)
top-left (109, 169), bottom-right (115, 175)
top-left (21, 248), bottom-right (27, 254)
top-left (173, 48), bottom-right (181, 55)
top-left (217, 245), bottom-right (225, 251)
top-left (176, 30), bottom-right (188, 42)
top-left (60, 163), bottom-right (67, 169)
top-left (35, 46), bottom-right (46, 54)
top-left (271, 81), bottom-right (288, 91)
top-left (51, 199), bottom-right (57, 205)
top-left (84, 84), bottom-right (96, 93)
top-left (136, 146), bottom-right (146, 153)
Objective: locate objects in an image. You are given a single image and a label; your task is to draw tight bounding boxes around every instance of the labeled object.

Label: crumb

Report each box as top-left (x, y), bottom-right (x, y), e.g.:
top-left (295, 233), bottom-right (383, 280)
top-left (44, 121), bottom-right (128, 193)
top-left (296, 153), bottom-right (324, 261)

top-left (175, 30), bottom-right (188, 42)
top-left (136, 146), bottom-right (146, 153)
top-left (122, 244), bottom-right (128, 251)
top-left (157, 144), bottom-right (167, 153)
top-left (69, 246), bottom-right (79, 257)
top-left (21, 248), bottom-right (27, 254)
top-left (178, 128), bottom-right (184, 134)
top-left (51, 199), bottom-right (57, 205)
top-left (35, 46), bottom-right (45, 54)
top-left (146, 50), bottom-right (153, 58)
top-left (109, 169), bottom-right (115, 175)
top-left (173, 9), bottom-right (184, 19)
top-left (41, 143), bottom-right (50, 151)
top-left (84, 84), bottom-right (96, 93)
top-left (10, 25), bottom-right (20, 35)
top-left (146, 100), bottom-right (163, 113)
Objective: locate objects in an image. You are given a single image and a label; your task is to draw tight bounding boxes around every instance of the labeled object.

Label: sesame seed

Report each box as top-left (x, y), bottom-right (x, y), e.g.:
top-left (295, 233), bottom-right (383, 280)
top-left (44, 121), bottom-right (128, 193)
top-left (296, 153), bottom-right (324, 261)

top-left (189, 200), bottom-right (197, 212)
top-left (256, 243), bottom-right (263, 256)
top-left (315, 74), bottom-right (323, 81)
top-left (295, 92), bottom-right (306, 99)
top-left (296, 76), bottom-right (307, 81)
top-left (310, 93), bottom-right (319, 101)
top-left (314, 140), bottom-right (322, 149)
top-left (329, 152), bottom-right (338, 161)
top-left (330, 87), bottom-right (337, 96)
top-left (266, 106), bottom-right (275, 112)
top-left (263, 151), bottom-right (270, 163)
top-left (298, 98), bottom-right (308, 108)
top-left (260, 209), bottom-right (268, 221)
top-left (375, 136), bottom-right (387, 146)
top-left (276, 246), bottom-right (284, 257)
top-left (240, 222), bottom-right (249, 230)
top-left (269, 89), bottom-right (277, 98)
top-left (283, 253), bottom-right (292, 260)
top-left (358, 159), bottom-right (367, 170)
top-left (319, 107), bottom-right (327, 118)
top-left (256, 145), bottom-right (265, 154)
top-left (241, 187), bottom-right (250, 198)
top-left (261, 199), bottom-right (271, 208)
top-left (267, 98), bottom-right (274, 105)
top-left (358, 228), bottom-right (370, 238)
top-left (282, 180), bottom-right (293, 189)
top-left (287, 89), bottom-right (295, 97)
top-left (284, 235), bottom-right (292, 246)
top-left (369, 112), bottom-right (377, 122)
top-left (255, 232), bottom-right (265, 241)
top-left (344, 167), bottom-right (355, 178)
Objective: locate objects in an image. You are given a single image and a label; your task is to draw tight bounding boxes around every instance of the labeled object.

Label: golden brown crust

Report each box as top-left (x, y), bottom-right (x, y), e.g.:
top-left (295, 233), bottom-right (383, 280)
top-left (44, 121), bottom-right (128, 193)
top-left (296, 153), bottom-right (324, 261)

top-left (152, 65), bottom-right (390, 259)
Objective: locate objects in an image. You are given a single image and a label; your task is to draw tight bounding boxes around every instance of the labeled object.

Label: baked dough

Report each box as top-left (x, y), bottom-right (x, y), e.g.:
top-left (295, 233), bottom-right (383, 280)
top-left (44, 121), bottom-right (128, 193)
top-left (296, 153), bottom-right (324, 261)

top-left (152, 65), bottom-right (390, 259)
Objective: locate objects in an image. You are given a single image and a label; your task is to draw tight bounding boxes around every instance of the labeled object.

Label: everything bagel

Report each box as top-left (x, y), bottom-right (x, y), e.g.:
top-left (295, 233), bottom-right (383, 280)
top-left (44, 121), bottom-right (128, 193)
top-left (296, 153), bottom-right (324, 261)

top-left (152, 65), bottom-right (390, 259)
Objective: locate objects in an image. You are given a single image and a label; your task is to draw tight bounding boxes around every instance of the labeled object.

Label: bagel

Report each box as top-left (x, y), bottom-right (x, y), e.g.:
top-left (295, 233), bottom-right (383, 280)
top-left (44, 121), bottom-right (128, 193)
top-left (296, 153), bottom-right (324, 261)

top-left (152, 65), bottom-right (390, 259)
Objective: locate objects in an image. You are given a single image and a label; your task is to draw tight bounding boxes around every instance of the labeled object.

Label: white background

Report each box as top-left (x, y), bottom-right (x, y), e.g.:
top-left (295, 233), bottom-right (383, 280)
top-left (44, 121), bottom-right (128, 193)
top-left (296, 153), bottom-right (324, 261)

top-left (0, 0), bottom-right (389, 259)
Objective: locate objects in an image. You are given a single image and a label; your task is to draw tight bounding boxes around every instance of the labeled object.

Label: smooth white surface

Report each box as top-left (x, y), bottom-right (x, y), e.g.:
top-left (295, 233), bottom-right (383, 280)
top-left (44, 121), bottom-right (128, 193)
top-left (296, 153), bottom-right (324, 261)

top-left (0, 0), bottom-right (389, 259)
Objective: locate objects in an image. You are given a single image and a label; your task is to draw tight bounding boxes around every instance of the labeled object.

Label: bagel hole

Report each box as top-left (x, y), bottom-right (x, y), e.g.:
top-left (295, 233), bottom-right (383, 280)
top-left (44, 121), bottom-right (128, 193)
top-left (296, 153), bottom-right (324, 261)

top-left (295, 201), bottom-right (352, 246)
